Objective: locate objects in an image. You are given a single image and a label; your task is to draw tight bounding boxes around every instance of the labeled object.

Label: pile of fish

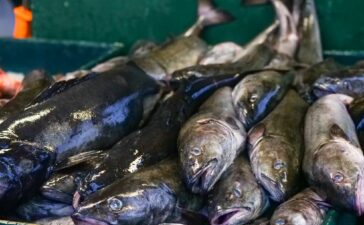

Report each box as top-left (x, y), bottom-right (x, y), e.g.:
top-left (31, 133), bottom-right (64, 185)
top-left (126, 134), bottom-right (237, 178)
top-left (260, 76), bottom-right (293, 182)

top-left (1, 0), bottom-right (364, 224)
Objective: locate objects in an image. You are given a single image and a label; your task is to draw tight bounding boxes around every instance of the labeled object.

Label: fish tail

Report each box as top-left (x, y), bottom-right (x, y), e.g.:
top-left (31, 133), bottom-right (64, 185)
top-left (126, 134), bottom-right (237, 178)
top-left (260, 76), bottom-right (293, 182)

top-left (184, 0), bottom-right (234, 36)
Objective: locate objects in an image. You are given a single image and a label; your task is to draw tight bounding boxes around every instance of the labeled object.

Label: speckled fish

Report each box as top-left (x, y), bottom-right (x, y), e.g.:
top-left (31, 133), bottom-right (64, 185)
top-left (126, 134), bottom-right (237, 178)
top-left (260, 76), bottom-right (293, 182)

top-left (304, 94), bottom-right (364, 215)
top-left (76, 70), bottom-right (253, 202)
top-left (208, 156), bottom-right (269, 225)
top-left (295, 0), bottom-right (323, 65)
top-left (311, 68), bottom-right (364, 99)
top-left (232, 0), bottom-right (297, 128)
top-left (178, 87), bottom-right (246, 194)
top-left (72, 159), bottom-right (203, 225)
top-left (248, 90), bottom-right (308, 202)
top-left (132, 0), bottom-right (233, 80)
top-left (0, 70), bottom-right (53, 123)
top-left (270, 188), bottom-right (330, 225)
top-left (349, 96), bottom-right (364, 148)
top-left (0, 64), bottom-right (159, 209)
top-left (16, 196), bottom-right (74, 221)
top-left (35, 216), bottom-right (74, 225)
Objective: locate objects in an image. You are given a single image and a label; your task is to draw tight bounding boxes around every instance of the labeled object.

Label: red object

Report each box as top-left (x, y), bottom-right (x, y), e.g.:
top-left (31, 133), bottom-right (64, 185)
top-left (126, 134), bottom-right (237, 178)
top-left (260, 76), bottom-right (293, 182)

top-left (13, 6), bottom-right (32, 39)
top-left (0, 69), bottom-right (23, 98)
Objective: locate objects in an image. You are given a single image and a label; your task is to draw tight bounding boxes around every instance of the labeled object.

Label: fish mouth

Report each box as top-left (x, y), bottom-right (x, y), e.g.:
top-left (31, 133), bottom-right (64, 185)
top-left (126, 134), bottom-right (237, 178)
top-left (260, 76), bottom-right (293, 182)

top-left (189, 159), bottom-right (218, 193)
top-left (41, 188), bottom-right (73, 204)
top-left (260, 173), bottom-right (285, 202)
top-left (355, 174), bottom-right (364, 216)
top-left (72, 213), bottom-right (110, 225)
top-left (211, 208), bottom-right (250, 225)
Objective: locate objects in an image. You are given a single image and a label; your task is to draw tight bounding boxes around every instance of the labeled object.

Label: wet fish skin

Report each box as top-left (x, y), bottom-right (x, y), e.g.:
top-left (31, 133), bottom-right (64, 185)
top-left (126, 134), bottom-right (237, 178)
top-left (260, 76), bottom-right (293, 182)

top-left (179, 87), bottom-right (246, 194)
top-left (35, 217), bottom-right (74, 225)
top-left (303, 94), bottom-right (364, 215)
top-left (270, 188), bottom-right (330, 225)
top-left (72, 159), bottom-right (203, 225)
top-left (0, 63), bottom-right (159, 209)
top-left (232, 70), bottom-right (293, 129)
top-left (311, 68), bottom-right (364, 99)
top-left (349, 97), bottom-right (364, 148)
top-left (208, 156), bottom-right (269, 225)
top-left (199, 42), bottom-right (245, 65)
top-left (248, 90), bottom-right (308, 202)
top-left (16, 196), bottom-right (74, 221)
top-left (133, 0), bottom-right (233, 80)
top-left (0, 70), bottom-right (53, 123)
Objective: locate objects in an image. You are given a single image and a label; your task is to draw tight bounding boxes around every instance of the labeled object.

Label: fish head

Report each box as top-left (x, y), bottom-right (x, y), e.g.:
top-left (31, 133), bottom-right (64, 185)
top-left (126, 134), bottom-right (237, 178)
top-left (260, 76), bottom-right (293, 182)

top-left (0, 140), bottom-right (54, 208)
top-left (312, 77), bottom-right (351, 98)
top-left (313, 141), bottom-right (364, 215)
top-left (250, 137), bottom-right (299, 202)
top-left (179, 120), bottom-right (229, 194)
top-left (40, 173), bottom-right (76, 204)
top-left (73, 188), bottom-right (153, 225)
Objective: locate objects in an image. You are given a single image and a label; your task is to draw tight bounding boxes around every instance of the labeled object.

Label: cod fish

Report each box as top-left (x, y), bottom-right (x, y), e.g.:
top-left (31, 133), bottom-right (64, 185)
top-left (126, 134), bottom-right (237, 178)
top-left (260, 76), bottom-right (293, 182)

top-left (133, 0), bottom-right (233, 80)
top-left (311, 68), bottom-right (364, 99)
top-left (304, 94), bottom-right (364, 215)
top-left (349, 96), bottom-right (364, 148)
top-left (248, 90), bottom-right (308, 202)
top-left (76, 71), bottom-right (252, 202)
top-left (178, 87), bottom-right (245, 194)
top-left (0, 63), bottom-right (159, 209)
top-left (208, 156), bottom-right (269, 225)
top-left (270, 188), bottom-right (330, 225)
top-left (233, 0), bottom-right (297, 128)
top-left (72, 159), bottom-right (203, 225)
top-left (0, 70), bottom-right (53, 123)
top-left (16, 196), bottom-right (73, 221)
top-left (35, 216), bottom-right (74, 225)
top-left (199, 42), bottom-right (245, 65)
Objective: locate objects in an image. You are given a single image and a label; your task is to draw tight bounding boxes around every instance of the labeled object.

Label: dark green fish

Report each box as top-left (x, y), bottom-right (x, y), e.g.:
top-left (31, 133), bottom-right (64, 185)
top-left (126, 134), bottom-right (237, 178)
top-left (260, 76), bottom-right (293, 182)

top-left (270, 188), bottom-right (330, 225)
top-left (248, 90), bottom-right (308, 202)
top-left (0, 70), bottom-right (53, 123)
top-left (16, 196), bottom-right (73, 221)
top-left (208, 156), bottom-right (269, 225)
top-left (178, 87), bottom-right (246, 194)
top-left (133, 0), bottom-right (233, 80)
top-left (304, 94), bottom-right (364, 215)
top-left (72, 159), bottom-right (203, 225)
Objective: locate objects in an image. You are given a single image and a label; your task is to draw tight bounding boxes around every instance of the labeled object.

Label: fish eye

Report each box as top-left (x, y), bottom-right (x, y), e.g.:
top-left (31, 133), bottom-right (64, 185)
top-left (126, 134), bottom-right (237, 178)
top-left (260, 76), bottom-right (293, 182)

top-left (332, 172), bottom-right (344, 183)
top-left (108, 198), bottom-right (123, 211)
top-left (233, 182), bottom-right (242, 197)
top-left (273, 160), bottom-right (285, 170)
top-left (275, 218), bottom-right (286, 225)
top-left (249, 93), bottom-right (258, 103)
top-left (191, 147), bottom-right (201, 156)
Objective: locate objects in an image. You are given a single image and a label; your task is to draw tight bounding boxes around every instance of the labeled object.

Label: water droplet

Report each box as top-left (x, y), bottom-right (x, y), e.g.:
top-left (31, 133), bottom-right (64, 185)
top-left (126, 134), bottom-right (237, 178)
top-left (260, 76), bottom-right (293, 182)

top-left (332, 172), bottom-right (344, 183)
top-left (108, 198), bottom-right (123, 211)
top-left (191, 147), bottom-right (201, 156)
top-left (274, 160), bottom-right (285, 170)
top-left (275, 218), bottom-right (286, 225)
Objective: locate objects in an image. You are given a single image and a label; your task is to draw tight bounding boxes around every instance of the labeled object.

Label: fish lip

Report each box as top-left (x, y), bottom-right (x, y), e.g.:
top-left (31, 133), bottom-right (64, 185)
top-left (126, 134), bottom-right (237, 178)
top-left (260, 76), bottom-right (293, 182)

top-left (355, 174), bottom-right (364, 216)
top-left (41, 188), bottom-right (73, 204)
top-left (73, 191), bottom-right (82, 209)
top-left (189, 159), bottom-right (218, 193)
top-left (210, 208), bottom-right (249, 225)
top-left (72, 212), bottom-right (110, 225)
top-left (260, 173), bottom-right (285, 202)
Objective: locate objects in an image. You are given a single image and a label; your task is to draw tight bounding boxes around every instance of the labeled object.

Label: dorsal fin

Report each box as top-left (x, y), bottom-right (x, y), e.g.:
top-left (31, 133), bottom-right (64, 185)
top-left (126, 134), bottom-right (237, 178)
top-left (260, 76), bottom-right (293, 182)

top-left (32, 72), bottom-right (98, 104)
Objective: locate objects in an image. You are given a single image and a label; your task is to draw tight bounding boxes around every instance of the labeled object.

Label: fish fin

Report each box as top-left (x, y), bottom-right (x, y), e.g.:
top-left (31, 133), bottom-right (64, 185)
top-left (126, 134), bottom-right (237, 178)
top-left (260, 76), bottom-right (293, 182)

top-left (248, 123), bottom-right (266, 145)
top-left (31, 72), bottom-right (98, 104)
top-left (54, 150), bottom-right (106, 171)
top-left (198, 0), bottom-right (234, 27)
top-left (329, 124), bottom-right (349, 141)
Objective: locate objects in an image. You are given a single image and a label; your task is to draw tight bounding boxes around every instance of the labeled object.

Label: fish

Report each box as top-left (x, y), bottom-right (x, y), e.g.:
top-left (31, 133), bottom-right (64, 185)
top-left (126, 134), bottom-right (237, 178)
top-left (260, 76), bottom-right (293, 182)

top-left (348, 96), bottom-right (364, 148)
top-left (270, 188), bottom-right (330, 225)
top-left (199, 42), bottom-right (246, 65)
top-left (232, 0), bottom-right (297, 129)
top-left (0, 63), bottom-right (160, 209)
top-left (35, 216), bottom-right (74, 225)
top-left (178, 87), bottom-right (246, 194)
top-left (76, 69), bottom-right (257, 202)
top-left (248, 90), bottom-right (308, 202)
top-left (311, 68), bottom-right (364, 99)
top-left (208, 156), bottom-right (269, 225)
top-left (132, 0), bottom-right (233, 80)
top-left (303, 94), bottom-right (364, 215)
top-left (0, 70), bottom-right (53, 123)
top-left (72, 159), bottom-right (204, 225)
top-left (16, 196), bottom-right (74, 221)
top-left (295, 0), bottom-right (323, 65)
